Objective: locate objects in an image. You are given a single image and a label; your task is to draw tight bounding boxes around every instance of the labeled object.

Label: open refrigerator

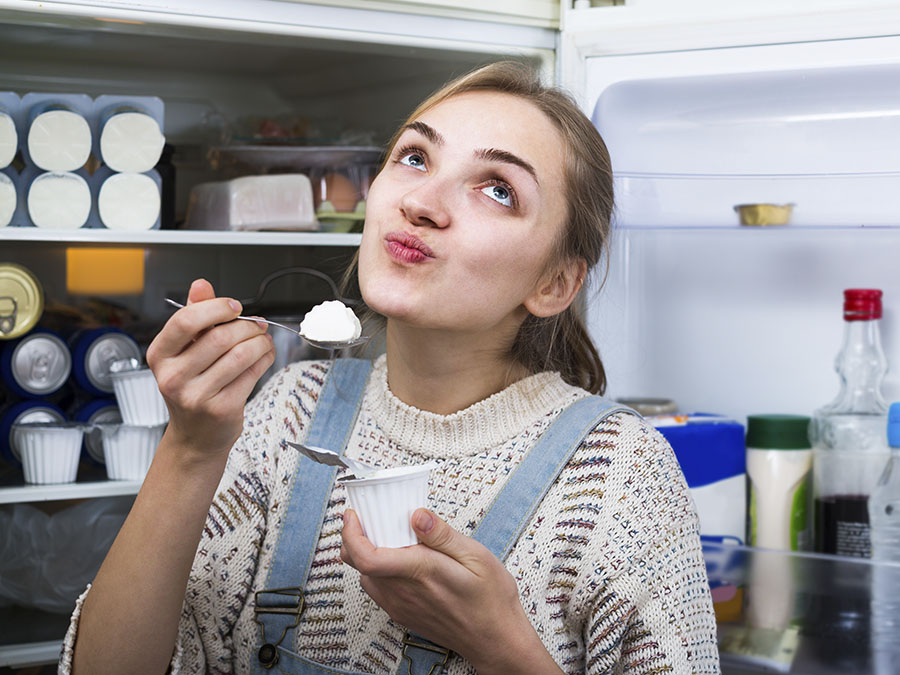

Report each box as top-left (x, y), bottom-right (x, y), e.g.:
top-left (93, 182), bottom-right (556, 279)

top-left (1, 0), bottom-right (899, 671)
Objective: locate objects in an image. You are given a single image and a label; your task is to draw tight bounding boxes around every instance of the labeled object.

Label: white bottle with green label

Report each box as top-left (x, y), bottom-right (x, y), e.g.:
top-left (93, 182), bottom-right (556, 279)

top-left (746, 414), bottom-right (813, 631)
top-left (747, 414), bottom-right (813, 551)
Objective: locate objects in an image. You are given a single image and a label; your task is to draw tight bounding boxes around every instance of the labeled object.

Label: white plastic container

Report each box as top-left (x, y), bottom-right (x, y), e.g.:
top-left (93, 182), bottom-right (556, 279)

top-left (12, 423), bottom-right (83, 484)
top-left (0, 170), bottom-right (16, 227)
top-left (342, 464), bottom-right (433, 548)
top-left (23, 93), bottom-right (93, 172)
top-left (185, 174), bottom-right (318, 231)
top-left (99, 422), bottom-right (165, 480)
top-left (96, 169), bottom-right (161, 230)
top-left (110, 365), bottom-right (169, 426)
top-left (26, 170), bottom-right (91, 228)
top-left (0, 91), bottom-right (19, 169)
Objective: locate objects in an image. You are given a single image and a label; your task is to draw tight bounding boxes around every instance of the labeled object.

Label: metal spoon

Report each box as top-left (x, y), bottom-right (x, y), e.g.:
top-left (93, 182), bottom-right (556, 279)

top-left (164, 298), bottom-right (369, 350)
top-left (285, 441), bottom-right (378, 478)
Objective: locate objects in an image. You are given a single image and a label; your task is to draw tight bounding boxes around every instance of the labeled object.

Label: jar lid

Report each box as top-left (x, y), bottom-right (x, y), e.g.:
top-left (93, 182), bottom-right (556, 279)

top-left (844, 288), bottom-right (882, 321)
top-left (746, 414), bottom-right (811, 449)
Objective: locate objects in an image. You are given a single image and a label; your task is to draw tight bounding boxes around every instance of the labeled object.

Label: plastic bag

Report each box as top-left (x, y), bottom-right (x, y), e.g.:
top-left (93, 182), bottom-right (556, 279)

top-left (0, 496), bottom-right (132, 614)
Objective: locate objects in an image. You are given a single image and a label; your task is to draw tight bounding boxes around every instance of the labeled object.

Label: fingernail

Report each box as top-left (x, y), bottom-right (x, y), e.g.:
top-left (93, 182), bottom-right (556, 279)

top-left (414, 509), bottom-right (434, 534)
top-left (255, 318), bottom-right (268, 330)
top-left (228, 299), bottom-right (241, 313)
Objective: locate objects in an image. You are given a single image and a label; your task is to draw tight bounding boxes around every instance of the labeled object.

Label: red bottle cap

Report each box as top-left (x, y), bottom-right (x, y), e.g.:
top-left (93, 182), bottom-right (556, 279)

top-left (843, 288), bottom-right (882, 321)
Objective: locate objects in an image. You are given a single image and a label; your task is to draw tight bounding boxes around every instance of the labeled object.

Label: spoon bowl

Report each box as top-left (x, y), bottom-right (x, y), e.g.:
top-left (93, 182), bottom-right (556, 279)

top-left (164, 298), bottom-right (369, 350)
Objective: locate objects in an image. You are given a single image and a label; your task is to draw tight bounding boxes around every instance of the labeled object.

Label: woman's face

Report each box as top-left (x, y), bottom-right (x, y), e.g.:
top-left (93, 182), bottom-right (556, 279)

top-left (358, 91), bottom-right (569, 338)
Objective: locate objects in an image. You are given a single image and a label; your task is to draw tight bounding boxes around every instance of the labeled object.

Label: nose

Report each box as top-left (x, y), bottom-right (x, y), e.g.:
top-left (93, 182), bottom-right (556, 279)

top-left (398, 178), bottom-right (451, 229)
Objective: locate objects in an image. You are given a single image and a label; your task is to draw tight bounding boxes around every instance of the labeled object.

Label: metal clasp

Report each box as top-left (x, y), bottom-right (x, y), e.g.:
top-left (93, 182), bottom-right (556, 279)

top-left (254, 588), bottom-right (305, 668)
top-left (400, 631), bottom-right (451, 675)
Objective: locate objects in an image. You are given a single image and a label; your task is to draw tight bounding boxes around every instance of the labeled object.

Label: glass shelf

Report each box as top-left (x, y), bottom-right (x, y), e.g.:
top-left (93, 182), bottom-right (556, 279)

top-left (0, 228), bottom-right (362, 247)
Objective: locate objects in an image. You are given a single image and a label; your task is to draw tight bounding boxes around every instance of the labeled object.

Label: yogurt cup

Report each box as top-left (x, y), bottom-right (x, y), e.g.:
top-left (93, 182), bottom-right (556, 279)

top-left (110, 360), bottom-right (169, 426)
top-left (12, 422), bottom-right (84, 484)
top-left (342, 463), bottom-right (433, 548)
top-left (98, 422), bottom-right (166, 480)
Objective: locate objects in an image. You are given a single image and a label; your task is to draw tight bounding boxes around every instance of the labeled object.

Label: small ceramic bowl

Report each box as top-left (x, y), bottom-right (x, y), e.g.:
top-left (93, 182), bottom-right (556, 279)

top-left (12, 423), bottom-right (84, 484)
top-left (341, 464), bottom-right (433, 548)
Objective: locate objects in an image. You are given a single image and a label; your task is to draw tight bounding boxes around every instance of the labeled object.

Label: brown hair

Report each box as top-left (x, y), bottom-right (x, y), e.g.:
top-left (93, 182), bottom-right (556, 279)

top-left (348, 60), bottom-right (614, 394)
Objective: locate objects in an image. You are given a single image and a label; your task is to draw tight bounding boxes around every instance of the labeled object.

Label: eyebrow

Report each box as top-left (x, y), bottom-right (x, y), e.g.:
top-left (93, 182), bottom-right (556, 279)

top-left (402, 121), bottom-right (540, 186)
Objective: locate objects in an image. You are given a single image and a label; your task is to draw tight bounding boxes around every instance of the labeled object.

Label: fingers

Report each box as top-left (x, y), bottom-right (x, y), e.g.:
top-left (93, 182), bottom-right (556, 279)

top-left (187, 278), bottom-right (216, 304)
top-left (150, 297), bottom-right (245, 362)
top-left (341, 510), bottom-right (413, 578)
top-left (411, 509), bottom-right (484, 568)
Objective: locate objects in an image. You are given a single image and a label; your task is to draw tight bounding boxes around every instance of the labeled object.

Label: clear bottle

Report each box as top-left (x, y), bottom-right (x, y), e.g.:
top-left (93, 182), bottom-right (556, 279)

top-left (810, 288), bottom-right (890, 558)
top-left (869, 402), bottom-right (900, 673)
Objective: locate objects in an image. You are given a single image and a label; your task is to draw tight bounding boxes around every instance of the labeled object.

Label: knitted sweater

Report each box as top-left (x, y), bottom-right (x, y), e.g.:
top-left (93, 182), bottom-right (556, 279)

top-left (61, 356), bottom-right (720, 674)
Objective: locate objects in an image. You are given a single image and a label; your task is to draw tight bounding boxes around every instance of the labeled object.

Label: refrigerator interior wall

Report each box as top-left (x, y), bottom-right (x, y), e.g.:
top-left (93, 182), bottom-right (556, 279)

top-left (0, 16), bottom-right (541, 223)
top-left (583, 35), bottom-right (900, 422)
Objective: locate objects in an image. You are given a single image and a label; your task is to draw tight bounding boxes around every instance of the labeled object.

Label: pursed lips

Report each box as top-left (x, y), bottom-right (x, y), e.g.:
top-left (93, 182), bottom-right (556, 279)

top-left (384, 231), bottom-right (435, 264)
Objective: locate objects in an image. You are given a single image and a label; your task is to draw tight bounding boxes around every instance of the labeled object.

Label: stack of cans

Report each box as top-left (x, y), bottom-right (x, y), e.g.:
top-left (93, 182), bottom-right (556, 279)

top-left (1, 325), bottom-right (142, 481)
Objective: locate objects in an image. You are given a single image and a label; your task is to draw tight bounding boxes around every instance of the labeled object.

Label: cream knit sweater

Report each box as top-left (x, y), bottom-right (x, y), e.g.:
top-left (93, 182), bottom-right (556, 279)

top-left (61, 356), bottom-right (720, 674)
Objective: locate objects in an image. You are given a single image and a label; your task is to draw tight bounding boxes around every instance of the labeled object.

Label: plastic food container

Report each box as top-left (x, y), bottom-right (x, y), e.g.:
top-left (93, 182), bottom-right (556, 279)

top-left (12, 422), bottom-right (84, 484)
top-left (342, 464), bottom-right (433, 548)
top-left (109, 360), bottom-right (169, 425)
top-left (98, 422), bottom-right (165, 480)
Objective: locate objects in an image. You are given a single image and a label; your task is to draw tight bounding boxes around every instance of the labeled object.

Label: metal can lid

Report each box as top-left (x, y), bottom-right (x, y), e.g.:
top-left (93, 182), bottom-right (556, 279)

top-left (0, 263), bottom-right (44, 339)
top-left (9, 331), bottom-right (72, 396)
top-left (84, 332), bottom-right (141, 393)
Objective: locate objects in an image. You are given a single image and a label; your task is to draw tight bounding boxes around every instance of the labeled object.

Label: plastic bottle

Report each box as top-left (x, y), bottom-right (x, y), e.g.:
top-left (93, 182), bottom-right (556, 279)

top-left (810, 289), bottom-right (889, 558)
top-left (868, 402), bottom-right (900, 673)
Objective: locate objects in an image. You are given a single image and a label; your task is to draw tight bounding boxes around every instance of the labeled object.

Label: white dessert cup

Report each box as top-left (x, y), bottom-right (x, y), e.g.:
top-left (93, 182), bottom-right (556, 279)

top-left (99, 422), bottom-right (166, 480)
top-left (12, 423), bottom-right (83, 484)
top-left (342, 464), bottom-right (433, 548)
top-left (110, 367), bottom-right (169, 425)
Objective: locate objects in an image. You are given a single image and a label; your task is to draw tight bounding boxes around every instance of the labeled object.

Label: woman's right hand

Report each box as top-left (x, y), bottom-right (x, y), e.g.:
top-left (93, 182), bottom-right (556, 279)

top-left (146, 278), bottom-right (275, 463)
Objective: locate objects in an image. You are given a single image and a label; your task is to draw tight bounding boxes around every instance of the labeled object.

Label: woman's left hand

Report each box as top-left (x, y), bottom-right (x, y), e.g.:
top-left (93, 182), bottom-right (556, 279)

top-left (340, 508), bottom-right (562, 674)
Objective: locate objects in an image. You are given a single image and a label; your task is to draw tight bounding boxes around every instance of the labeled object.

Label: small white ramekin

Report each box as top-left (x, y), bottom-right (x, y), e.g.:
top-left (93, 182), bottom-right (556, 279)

top-left (342, 464), bottom-right (433, 548)
top-left (110, 367), bottom-right (169, 426)
top-left (99, 422), bottom-right (166, 480)
top-left (12, 423), bottom-right (84, 484)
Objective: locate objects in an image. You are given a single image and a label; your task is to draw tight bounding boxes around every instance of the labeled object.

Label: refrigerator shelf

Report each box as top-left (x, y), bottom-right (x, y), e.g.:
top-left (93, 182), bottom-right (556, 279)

top-left (0, 479), bottom-right (141, 505)
top-left (0, 228), bottom-right (362, 247)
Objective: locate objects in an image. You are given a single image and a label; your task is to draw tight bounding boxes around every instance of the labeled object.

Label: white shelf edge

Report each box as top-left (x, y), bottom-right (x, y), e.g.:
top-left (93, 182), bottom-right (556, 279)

top-left (0, 640), bottom-right (61, 668)
top-left (0, 479), bottom-right (141, 504)
top-left (0, 228), bottom-right (363, 246)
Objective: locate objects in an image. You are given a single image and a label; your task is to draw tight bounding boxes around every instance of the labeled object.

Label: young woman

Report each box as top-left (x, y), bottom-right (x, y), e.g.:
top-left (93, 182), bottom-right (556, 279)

top-left (63, 61), bottom-right (720, 674)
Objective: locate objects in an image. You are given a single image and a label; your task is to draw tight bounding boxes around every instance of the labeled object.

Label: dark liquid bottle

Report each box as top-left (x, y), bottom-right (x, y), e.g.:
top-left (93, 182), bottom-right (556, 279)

top-left (802, 289), bottom-right (889, 671)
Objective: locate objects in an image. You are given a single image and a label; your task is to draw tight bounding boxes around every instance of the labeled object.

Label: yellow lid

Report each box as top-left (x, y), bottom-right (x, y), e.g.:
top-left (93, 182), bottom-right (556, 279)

top-left (0, 263), bottom-right (44, 339)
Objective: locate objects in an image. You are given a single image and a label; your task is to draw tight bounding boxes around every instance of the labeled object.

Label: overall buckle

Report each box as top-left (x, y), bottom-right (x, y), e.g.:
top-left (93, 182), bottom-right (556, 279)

top-left (400, 631), bottom-right (451, 675)
top-left (254, 588), bottom-right (305, 669)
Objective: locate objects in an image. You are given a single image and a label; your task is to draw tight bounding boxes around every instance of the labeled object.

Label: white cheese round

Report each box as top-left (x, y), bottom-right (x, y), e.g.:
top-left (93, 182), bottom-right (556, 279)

top-left (299, 300), bottom-right (362, 342)
top-left (27, 110), bottom-right (92, 172)
top-left (27, 172), bottom-right (91, 229)
top-left (100, 112), bottom-right (164, 173)
top-left (0, 173), bottom-right (16, 226)
top-left (0, 112), bottom-right (17, 168)
top-left (98, 172), bottom-right (161, 230)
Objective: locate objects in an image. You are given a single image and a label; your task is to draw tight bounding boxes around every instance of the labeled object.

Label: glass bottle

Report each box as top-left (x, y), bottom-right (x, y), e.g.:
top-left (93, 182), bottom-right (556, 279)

top-left (810, 288), bottom-right (889, 558)
top-left (869, 402), bottom-right (900, 672)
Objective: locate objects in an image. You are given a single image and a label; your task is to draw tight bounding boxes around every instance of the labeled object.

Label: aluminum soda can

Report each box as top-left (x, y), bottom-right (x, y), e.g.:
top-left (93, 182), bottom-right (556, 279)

top-left (0, 399), bottom-right (65, 465)
top-left (70, 327), bottom-right (142, 396)
top-left (0, 329), bottom-right (71, 398)
top-left (71, 398), bottom-right (120, 465)
top-left (0, 262), bottom-right (43, 339)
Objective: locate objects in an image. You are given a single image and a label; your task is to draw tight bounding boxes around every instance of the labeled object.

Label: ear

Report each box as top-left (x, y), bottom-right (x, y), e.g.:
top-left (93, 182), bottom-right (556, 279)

top-left (524, 258), bottom-right (587, 318)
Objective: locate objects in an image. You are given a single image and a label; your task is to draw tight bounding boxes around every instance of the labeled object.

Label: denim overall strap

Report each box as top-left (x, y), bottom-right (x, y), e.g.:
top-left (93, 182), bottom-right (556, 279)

top-left (397, 395), bottom-right (633, 675)
top-left (254, 358), bottom-right (373, 673)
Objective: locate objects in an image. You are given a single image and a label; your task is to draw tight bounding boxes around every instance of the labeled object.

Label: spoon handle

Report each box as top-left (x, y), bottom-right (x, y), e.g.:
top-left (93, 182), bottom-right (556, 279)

top-left (165, 298), bottom-right (301, 337)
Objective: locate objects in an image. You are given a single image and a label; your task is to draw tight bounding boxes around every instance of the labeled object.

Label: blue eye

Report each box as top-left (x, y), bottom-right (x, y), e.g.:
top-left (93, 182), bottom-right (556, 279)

top-left (399, 152), bottom-right (426, 171)
top-left (481, 184), bottom-right (513, 207)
